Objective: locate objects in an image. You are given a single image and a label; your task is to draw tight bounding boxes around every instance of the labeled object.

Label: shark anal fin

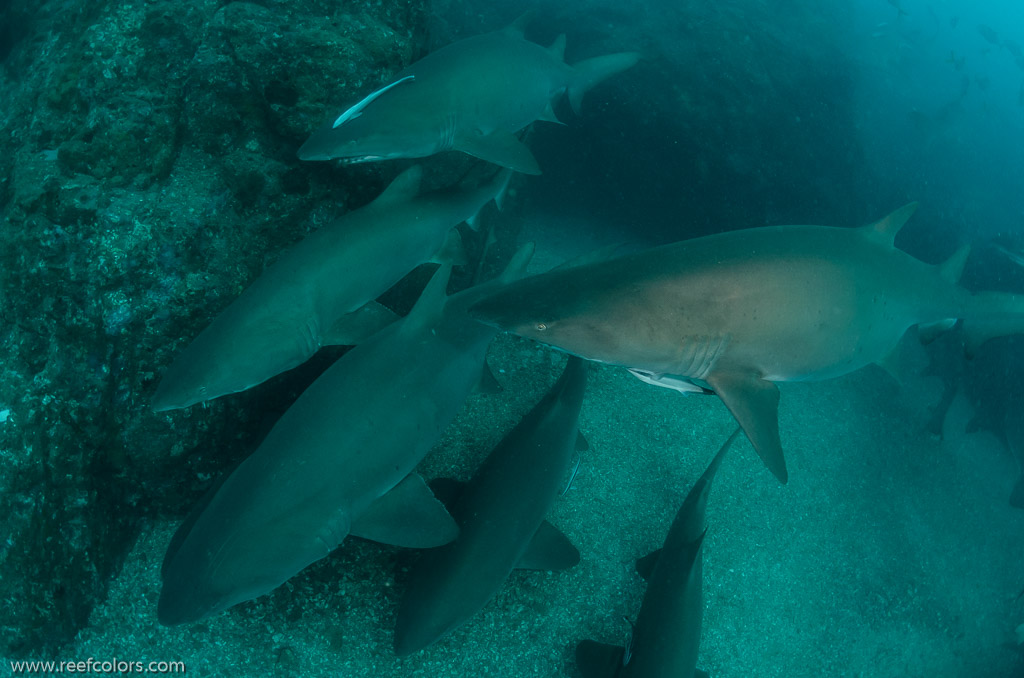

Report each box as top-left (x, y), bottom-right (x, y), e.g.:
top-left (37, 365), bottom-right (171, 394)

top-left (516, 520), bottom-right (579, 571)
top-left (350, 473), bottom-right (458, 548)
top-left (575, 640), bottom-right (625, 678)
top-left (454, 131), bottom-right (541, 175)
top-left (705, 371), bottom-right (787, 483)
top-left (635, 547), bottom-right (661, 582)
top-left (322, 301), bottom-right (399, 346)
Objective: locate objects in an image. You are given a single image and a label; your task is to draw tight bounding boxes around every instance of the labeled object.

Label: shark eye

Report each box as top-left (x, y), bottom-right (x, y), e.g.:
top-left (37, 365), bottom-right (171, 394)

top-left (536, 323), bottom-right (547, 331)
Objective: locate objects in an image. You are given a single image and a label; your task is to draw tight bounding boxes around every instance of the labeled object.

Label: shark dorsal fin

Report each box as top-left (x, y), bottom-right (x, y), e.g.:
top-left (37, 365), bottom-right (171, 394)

top-left (865, 202), bottom-right (919, 244)
top-left (403, 264), bottom-right (451, 334)
top-left (549, 33), bottom-right (566, 61)
top-left (333, 75), bottom-right (415, 128)
top-left (938, 244), bottom-right (970, 283)
top-left (504, 11), bottom-right (535, 37)
top-left (371, 166), bottom-right (423, 207)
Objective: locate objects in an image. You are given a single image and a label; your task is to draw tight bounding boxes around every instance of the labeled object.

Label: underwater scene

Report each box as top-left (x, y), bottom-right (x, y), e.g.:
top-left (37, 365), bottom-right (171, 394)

top-left (2, 0), bottom-right (1024, 675)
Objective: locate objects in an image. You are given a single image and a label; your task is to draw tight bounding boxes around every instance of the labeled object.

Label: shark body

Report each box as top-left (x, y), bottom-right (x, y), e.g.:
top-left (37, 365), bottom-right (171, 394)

top-left (394, 356), bottom-right (587, 655)
top-left (297, 15), bottom-right (639, 174)
top-left (470, 205), bottom-right (1024, 482)
top-left (152, 166), bottom-right (507, 411)
top-left (158, 246), bottom-right (533, 625)
top-left (576, 430), bottom-right (738, 678)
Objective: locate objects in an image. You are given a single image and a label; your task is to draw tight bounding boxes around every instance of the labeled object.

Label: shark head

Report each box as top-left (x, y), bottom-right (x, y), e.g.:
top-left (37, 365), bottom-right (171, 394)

top-left (297, 77), bottom-right (440, 162)
top-left (468, 265), bottom-right (634, 365)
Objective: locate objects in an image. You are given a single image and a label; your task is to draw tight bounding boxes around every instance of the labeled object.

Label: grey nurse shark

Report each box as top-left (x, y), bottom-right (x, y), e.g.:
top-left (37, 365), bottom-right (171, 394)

top-left (394, 356), bottom-right (587, 655)
top-left (152, 165), bottom-right (508, 411)
top-left (576, 429), bottom-right (739, 678)
top-left (470, 204), bottom-right (1024, 483)
top-left (158, 245), bottom-right (533, 625)
top-left (297, 14), bottom-right (639, 174)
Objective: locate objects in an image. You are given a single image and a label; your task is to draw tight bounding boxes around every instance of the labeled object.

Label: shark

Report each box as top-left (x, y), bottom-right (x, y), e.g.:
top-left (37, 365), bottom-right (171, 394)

top-left (469, 204), bottom-right (1024, 483)
top-left (152, 165), bottom-right (509, 411)
top-left (297, 14), bottom-right (639, 174)
top-left (576, 429), bottom-right (739, 678)
top-left (157, 244), bottom-right (534, 625)
top-left (393, 356), bottom-right (587, 655)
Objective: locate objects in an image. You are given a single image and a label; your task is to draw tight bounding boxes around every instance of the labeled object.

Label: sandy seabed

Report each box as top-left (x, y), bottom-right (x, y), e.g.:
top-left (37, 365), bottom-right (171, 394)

top-left (72, 332), bottom-right (1024, 677)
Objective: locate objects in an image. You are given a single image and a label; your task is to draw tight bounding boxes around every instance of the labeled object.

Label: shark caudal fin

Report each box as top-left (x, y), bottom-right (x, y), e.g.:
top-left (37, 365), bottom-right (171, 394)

top-left (567, 52), bottom-right (641, 115)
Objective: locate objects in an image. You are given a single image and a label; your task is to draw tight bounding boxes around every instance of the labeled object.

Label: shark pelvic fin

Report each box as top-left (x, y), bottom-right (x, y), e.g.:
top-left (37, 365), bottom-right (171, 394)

top-left (864, 202), bottom-right (919, 245)
top-left (349, 473), bottom-right (458, 548)
top-left (705, 371), bottom-right (787, 483)
top-left (333, 75), bottom-right (415, 128)
top-left (517, 521), bottom-right (579, 570)
top-left (454, 131), bottom-right (541, 175)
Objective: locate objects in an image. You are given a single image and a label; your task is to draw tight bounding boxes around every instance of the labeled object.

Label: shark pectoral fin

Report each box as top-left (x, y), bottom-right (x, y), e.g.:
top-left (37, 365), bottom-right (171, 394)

top-left (427, 477), bottom-right (467, 510)
top-left (516, 521), bottom-right (580, 571)
top-left (474, 362), bottom-right (503, 394)
top-left (575, 640), bottom-right (625, 678)
top-left (349, 474), bottom-right (459, 548)
top-left (430, 229), bottom-right (468, 266)
top-left (322, 302), bottom-right (399, 346)
top-left (635, 547), bottom-right (662, 582)
top-left (705, 371), bottom-right (787, 484)
top-left (454, 131), bottom-right (541, 175)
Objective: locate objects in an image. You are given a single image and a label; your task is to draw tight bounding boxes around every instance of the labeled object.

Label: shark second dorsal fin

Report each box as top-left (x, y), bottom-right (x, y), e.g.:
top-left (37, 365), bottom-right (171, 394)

top-left (371, 165), bottom-right (423, 208)
top-left (865, 202), bottom-right (919, 245)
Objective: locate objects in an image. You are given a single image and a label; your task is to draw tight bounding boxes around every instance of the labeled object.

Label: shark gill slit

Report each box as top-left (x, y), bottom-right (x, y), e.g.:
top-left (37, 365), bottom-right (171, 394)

top-left (678, 334), bottom-right (728, 380)
top-left (440, 113), bottom-right (458, 152)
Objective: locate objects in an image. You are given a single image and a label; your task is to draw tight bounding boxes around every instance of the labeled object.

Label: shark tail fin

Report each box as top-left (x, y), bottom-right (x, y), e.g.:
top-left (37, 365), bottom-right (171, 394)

top-left (575, 640), bottom-right (624, 678)
top-left (568, 52), bottom-right (641, 115)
